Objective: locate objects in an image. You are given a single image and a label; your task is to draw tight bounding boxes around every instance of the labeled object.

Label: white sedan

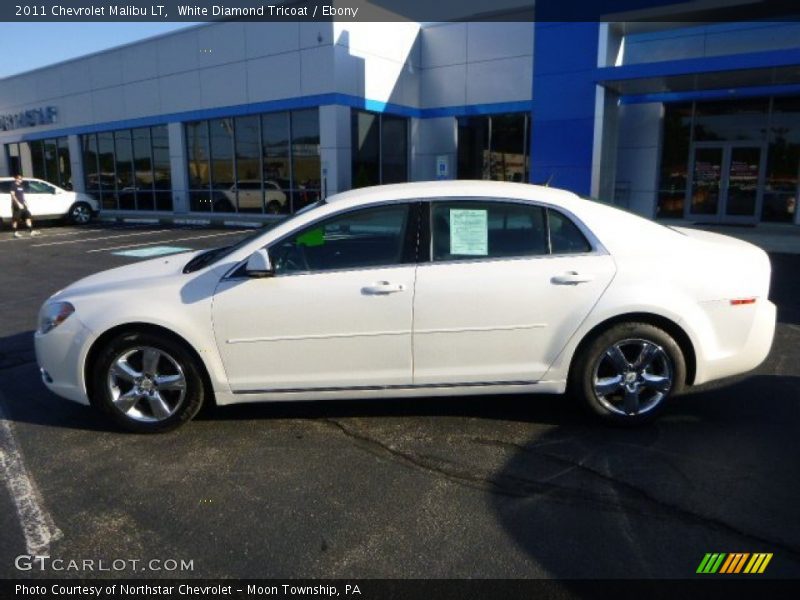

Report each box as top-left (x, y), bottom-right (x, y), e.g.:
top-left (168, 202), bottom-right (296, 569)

top-left (35, 181), bottom-right (776, 432)
top-left (0, 177), bottom-right (99, 226)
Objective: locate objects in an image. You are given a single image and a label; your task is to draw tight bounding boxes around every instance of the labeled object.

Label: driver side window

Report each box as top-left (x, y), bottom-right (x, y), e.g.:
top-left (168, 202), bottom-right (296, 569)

top-left (270, 204), bottom-right (411, 275)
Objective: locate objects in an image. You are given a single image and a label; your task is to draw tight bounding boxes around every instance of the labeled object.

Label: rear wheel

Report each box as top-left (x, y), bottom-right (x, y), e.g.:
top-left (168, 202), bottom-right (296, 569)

top-left (69, 202), bottom-right (93, 225)
top-left (91, 331), bottom-right (206, 433)
top-left (569, 322), bottom-right (686, 425)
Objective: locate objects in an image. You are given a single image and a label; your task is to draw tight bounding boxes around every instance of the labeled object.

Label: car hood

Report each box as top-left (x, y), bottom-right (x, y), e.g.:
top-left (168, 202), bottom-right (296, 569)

top-left (51, 250), bottom-right (203, 300)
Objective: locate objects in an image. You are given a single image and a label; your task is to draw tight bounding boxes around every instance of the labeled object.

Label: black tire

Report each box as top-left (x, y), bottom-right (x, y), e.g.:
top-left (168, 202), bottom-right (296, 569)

top-left (266, 200), bottom-right (283, 215)
top-left (69, 202), bottom-right (93, 225)
top-left (568, 322), bottom-right (686, 425)
top-left (91, 330), bottom-right (206, 433)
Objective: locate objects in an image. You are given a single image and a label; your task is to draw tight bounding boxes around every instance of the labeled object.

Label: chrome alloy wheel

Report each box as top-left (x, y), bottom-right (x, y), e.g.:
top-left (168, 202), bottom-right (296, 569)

top-left (592, 338), bottom-right (673, 417)
top-left (106, 346), bottom-right (187, 423)
top-left (71, 204), bottom-right (91, 224)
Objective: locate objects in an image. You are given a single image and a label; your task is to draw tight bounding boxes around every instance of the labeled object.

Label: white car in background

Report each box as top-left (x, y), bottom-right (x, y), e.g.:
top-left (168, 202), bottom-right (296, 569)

top-left (0, 177), bottom-right (99, 226)
top-left (220, 180), bottom-right (288, 214)
top-left (34, 181), bottom-right (776, 432)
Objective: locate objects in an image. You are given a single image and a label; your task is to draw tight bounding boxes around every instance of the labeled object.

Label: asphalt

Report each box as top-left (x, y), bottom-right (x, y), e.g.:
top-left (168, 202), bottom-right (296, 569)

top-left (0, 221), bottom-right (798, 580)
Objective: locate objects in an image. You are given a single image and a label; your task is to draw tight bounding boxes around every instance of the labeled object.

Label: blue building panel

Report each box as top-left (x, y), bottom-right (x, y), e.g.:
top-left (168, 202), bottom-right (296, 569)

top-left (530, 22), bottom-right (600, 196)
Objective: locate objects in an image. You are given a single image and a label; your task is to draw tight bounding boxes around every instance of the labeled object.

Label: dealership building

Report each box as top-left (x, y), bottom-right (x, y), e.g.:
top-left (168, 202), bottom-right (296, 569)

top-left (1, 8), bottom-right (799, 225)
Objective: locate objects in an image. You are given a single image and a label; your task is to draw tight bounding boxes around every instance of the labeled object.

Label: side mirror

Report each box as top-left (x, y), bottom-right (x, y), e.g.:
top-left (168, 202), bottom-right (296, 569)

top-left (245, 249), bottom-right (274, 278)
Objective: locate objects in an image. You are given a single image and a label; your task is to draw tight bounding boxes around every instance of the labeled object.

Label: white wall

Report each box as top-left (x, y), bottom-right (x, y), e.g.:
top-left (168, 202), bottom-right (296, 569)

top-left (419, 22), bottom-right (533, 108)
top-left (614, 102), bottom-right (663, 217)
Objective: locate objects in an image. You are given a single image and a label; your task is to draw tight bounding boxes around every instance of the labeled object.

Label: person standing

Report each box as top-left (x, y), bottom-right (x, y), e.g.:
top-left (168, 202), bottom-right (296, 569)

top-left (10, 175), bottom-right (39, 238)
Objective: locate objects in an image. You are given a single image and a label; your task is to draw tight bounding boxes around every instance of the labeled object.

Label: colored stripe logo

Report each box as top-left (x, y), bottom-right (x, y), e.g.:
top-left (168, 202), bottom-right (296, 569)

top-left (697, 553), bottom-right (773, 574)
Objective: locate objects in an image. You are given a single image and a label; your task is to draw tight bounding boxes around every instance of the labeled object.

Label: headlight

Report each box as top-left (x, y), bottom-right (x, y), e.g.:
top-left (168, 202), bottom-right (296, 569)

top-left (39, 302), bottom-right (75, 334)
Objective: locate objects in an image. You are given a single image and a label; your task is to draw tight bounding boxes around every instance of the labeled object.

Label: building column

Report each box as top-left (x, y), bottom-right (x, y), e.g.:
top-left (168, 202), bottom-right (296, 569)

top-left (319, 105), bottom-right (351, 197)
top-left (0, 145), bottom-right (8, 177)
top-left (530, 22), bottom-right (601, 195)
top-left (411, 117), bottom-right (457, 181)
top-left (67, 135), bottom-right (85, 192)
top-left (168, 122), bottom-right (189, 214)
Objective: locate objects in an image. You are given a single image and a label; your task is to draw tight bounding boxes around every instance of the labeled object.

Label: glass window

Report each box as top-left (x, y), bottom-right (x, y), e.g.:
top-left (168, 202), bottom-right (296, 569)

top-left (548, 209), bottom-right (592, 254)
top-left (291, 109), bottom-right (321, 212)
top-left (693, 98), bottom-right (769, 142)
top-left (262, 112), bottom-right (291, 214)
top-left (270, 204), bottom-right (410, 274)
top-left (6, 143), bottom-right (20, 178)
top-left (57, 137), bottom-right (71, 190)
top-left (209, 118), bottom-right (235, 212)
top-left (657, 103), bottom-right (693, 218)
top-left (352, 110), bottom-right (380, 189)
top-left (458, 116), bottom-right (490, 179)
top-left (186, 121), bottom-right (210, 212)
top-left (457, 113), bottom-right (530, 181)
top-left (114, 129), bottom-right (135, 209)
top-left (132, 127), bottom-right (154, 211)
top-left (351, 110), bottom-right (408, 189)
top-left (381, 115), bottom-right (407, 184)
top-left (97, 132), bottom-right (117, 210)
top-left (764, 96), bottom-right (800, 223)
top-left (27, 180), bottom-right (55, 194)
top-left (151, 126), bottom-right (172, 211)
top-left (432, 201), bottom-right (547, 262)
top-left (29, 140), bottom-right (45, 181)
top-left (43, 139), bottom-right (58, 184)
top-left (235, 115), bottom-right (262, 213)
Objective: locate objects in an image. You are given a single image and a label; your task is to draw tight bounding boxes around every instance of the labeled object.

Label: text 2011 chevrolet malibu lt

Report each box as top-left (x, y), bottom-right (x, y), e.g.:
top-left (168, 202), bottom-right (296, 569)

top-left (35, 181), bottom-right (776, 432)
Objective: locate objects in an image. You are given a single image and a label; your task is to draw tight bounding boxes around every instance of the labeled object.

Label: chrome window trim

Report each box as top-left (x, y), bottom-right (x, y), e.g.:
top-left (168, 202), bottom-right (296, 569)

top-left (222, 195), bottom-right (608, 280)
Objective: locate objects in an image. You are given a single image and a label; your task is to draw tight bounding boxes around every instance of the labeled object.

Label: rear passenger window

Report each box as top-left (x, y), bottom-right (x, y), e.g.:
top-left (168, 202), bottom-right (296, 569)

top-left (432, 201), bottom-right (547, 261)
top-left (548, 209), bottom-right (592, 254)
top-left (0, 181), bottom-right (11, 193)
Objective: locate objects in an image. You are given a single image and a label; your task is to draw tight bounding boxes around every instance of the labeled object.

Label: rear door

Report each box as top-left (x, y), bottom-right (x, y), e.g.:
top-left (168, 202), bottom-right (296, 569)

top-left (412, 200), bottom-right (616, 385)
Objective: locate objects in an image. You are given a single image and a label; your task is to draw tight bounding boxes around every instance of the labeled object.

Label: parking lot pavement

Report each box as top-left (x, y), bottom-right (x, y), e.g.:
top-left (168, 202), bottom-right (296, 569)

top-left (1, 222), bottom-right (799, 579)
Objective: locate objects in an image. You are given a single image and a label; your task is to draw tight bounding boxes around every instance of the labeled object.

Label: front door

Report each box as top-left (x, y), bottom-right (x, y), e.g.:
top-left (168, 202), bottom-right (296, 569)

top-left (212, 202), bottom-right (418, 392)
top-left (686, 143), bottom-right (765, 224)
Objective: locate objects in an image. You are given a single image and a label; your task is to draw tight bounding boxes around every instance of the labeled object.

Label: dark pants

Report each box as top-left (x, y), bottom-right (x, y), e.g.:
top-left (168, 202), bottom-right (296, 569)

top-left (12, 203), bottom-right (31, 222)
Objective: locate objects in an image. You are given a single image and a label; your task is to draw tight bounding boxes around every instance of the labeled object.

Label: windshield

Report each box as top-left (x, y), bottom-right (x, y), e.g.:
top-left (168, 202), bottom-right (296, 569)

top-left (182, 199), bottom-right (327, 273)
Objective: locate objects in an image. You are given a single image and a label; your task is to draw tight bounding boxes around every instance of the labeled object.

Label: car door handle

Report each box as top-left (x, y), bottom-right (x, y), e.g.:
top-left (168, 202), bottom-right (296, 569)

top-left (362, 281), bottom-right (406, 295)
top-left (551, 271), bottom-right (593, 285)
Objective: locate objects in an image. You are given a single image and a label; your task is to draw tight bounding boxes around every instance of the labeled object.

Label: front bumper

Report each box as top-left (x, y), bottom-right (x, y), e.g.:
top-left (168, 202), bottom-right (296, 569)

top-left (34, 315), bottom-right (94, 405)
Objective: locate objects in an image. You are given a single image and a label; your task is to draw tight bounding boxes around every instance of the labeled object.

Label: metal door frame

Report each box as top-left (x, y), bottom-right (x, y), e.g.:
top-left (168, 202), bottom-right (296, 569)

top-left (685, 140), bottom-right (767, 224)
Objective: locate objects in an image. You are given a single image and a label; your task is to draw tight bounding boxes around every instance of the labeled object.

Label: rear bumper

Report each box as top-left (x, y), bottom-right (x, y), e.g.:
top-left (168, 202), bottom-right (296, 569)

top-left (693, 299), bottom-right (776, 385)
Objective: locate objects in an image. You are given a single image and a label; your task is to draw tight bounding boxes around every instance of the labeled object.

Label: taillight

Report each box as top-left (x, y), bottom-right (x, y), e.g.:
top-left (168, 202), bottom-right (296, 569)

top-left (730, 298), bottom-right (757, 306)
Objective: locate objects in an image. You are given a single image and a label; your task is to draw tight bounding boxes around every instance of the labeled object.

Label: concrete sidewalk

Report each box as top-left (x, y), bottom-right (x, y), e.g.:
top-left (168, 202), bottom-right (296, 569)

top-left (662, 221), bottom-right (800, 254)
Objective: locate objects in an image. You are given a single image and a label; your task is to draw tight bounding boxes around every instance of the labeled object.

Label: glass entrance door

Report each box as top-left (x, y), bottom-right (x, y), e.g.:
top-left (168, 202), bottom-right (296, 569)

top-left (686, 143), bottom-right (765, 223)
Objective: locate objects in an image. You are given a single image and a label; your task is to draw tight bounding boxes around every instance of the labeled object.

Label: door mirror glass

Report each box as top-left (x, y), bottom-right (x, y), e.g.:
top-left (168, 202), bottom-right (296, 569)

top-left (245, 249), bottom-right (274, 278)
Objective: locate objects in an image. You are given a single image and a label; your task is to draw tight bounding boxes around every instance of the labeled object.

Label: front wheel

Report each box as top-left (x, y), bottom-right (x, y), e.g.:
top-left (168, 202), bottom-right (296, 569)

top-left (91, 331), bottom-right (206, 433)
top-left (69, 202), bottom-right (93, 225)
top-left (569, 322), bottom-right (686, 425)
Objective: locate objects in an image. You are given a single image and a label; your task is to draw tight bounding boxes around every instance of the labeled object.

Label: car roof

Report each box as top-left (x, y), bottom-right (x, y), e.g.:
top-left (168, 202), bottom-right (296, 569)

top-left (326, 180), bottom-right (584, 211)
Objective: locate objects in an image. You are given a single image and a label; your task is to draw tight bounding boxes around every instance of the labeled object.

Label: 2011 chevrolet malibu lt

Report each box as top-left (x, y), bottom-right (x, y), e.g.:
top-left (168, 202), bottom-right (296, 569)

top-left (35, 181), bottom-right (776, 432)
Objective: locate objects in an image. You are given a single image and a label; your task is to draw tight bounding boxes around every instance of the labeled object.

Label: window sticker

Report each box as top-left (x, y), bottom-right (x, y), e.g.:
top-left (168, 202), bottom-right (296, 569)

top-left (296, 227), bottom-right (325, 247)
top-left (450, 209), bottom-right (488, 255)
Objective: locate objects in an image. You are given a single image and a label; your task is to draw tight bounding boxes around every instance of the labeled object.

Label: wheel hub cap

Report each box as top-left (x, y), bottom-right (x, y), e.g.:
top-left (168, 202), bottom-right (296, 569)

top-left (106, 346), bottom-right (187, 423)
top-left (592, 338), bottom-right (674, 417)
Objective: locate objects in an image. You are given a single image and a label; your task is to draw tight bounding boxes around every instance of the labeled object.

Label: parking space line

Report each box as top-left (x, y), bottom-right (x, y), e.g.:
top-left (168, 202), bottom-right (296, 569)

top-left (31, 229), bottom-right (175, 247)
top-left (0, 224), bottom-right (162, 244)
top-left (0, 393), bottom-right (63, 555)
top-left (87, 230), bottom-right (244, 253)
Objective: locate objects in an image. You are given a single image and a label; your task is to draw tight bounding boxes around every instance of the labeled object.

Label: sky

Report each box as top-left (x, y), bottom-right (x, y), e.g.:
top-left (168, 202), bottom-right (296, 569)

top-left (0, 23), bottom-right (201, 79)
